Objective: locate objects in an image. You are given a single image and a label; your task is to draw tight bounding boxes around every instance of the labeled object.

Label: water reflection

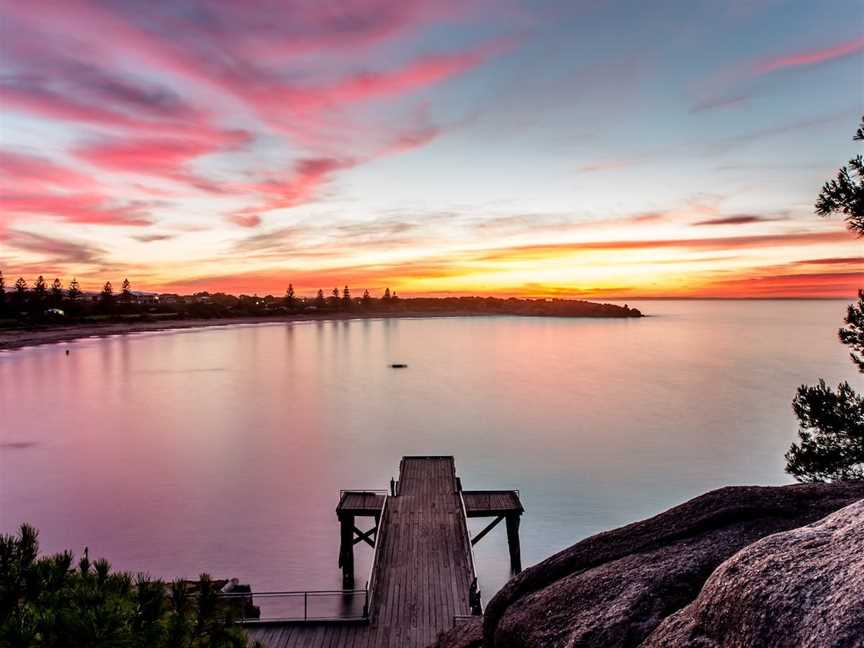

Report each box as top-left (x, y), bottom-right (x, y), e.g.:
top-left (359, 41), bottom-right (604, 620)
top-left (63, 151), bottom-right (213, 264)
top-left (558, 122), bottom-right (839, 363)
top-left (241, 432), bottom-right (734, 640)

top-left (0, 300), bottom-right (858, 597)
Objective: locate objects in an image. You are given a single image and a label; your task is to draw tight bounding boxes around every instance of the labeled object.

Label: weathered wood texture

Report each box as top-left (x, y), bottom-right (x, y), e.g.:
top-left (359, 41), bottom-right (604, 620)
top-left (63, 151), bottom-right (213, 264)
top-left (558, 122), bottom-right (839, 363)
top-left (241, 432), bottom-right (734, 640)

top-left (337, 492), bottom-right (386, 517)
top-left (462, 491), bottom-right (523, 517)
top-left (247, 456), bottom-right (476, 648)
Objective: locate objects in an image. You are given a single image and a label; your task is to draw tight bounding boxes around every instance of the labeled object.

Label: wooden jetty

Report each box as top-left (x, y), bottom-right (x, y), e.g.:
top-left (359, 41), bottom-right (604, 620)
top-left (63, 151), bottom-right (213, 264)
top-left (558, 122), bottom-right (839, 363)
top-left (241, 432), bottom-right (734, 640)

top-left (244, 456), bottom-right (523, 648)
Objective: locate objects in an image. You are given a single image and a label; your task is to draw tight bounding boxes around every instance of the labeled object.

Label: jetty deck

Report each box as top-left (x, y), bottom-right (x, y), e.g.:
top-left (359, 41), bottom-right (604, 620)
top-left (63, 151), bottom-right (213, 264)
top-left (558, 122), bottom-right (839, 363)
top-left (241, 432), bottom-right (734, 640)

top-left (245, 456), bottom-right (522, 648)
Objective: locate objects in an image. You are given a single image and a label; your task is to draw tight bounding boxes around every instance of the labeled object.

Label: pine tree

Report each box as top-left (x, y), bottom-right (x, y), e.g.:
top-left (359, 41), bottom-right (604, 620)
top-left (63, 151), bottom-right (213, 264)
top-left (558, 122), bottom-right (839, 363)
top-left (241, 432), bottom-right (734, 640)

top-left (14, 277), bottom-right (27, 309)
top-left (840, 291), bottom-right (864, 372)
top-left (120, 278), bottom-right (132, 304)
top-left (362, 289), bottom-right (371, 307)
top-left (382, 287), bottom-right (391, 302)
top-left (342, 285), bottom-right (351, 308)
top-left (0, 270), bottom-right (6, 313)
top-left (100, 281), bottom-right (115, 312)
top-left (786, 116), bottom-right (864, 482)
top-left (315, 289), bottom-right (326, 309)
top-left (815, 115), bottom-right (863, 234)
top-left (330, 287), bottom-right (340, 309)
top-left (68, 278), bottom-right (82, 302)
top-left (50, 278), bottom-right (63, 307)
top-left (33, 275), bottom-right (47, 308)
top-left (285, 284), bottom-right (296, 310)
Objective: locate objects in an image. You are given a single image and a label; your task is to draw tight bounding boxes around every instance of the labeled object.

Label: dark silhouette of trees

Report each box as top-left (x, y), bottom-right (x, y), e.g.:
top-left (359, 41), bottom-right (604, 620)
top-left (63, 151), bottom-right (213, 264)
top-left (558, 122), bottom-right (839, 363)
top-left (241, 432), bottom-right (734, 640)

top-left (285, 284), bottom-right (296, 310)
top-left (67, 278), bottom-right (82, 303)
top-left (0, 274), bottom-right (641, 327)
top-left (840, 293), bottom-right (864, 372)
top-left (33, 276), bottom-right (47, 310)
top-left (815, 115), bottom-right (863, 234)
top-left (50, 278), bottom-right (63, 307)
top-left (786, 116), bottom-right (864, 482)
top-left (787, 380), bottom-right (864, 481)
top-left (13, 277), bottom-right (27, 310)
top-left (120, 278), bottom-right (132, 304)
top-left (0, 524), bottom-right (256, 647)
top-left (0, 271), bottom-right (5, 315)
top-left (99, 281), bottom-right (115, 313)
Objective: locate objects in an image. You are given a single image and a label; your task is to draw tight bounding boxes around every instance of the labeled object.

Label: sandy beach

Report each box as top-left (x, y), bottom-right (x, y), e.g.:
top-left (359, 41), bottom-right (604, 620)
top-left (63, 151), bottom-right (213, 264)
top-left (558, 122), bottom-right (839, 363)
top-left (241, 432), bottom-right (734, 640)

top-left (0, 312), bottom-right (486, 352)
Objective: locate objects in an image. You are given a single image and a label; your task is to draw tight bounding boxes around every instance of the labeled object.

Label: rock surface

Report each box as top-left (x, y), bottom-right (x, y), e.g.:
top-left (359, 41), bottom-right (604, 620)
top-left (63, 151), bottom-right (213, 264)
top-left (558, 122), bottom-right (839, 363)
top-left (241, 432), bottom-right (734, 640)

top-left (643, 499), bottom-right (864, 648)
top-left (433, 482), bottom-right (864, 648)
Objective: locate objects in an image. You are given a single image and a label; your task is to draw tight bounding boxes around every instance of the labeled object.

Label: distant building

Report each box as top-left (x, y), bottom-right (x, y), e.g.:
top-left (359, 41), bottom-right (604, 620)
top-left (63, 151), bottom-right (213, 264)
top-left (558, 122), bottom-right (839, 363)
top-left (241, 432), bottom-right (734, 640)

top-left (134, 293), bottom-right (159, 305)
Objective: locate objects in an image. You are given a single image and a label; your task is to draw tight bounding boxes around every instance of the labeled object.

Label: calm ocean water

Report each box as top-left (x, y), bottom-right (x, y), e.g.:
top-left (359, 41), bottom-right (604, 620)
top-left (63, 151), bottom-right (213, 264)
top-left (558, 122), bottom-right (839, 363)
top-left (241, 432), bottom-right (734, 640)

top-left (1, 300), bottom-right (859, 598)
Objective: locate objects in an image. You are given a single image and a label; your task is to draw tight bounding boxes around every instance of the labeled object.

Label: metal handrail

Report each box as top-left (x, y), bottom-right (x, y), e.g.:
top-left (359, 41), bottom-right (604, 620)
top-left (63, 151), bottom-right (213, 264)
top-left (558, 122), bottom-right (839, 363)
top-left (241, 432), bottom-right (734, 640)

top-left (462, 488), bottom-right (520, 496)
top-left (220, 588), bottom-right (369, 624)
top-left (220, 589), bottom-right (367, 597)
top-left (363, 492), bottom-right (389, 621)
top-left (458, 489), bottom-right (481, 612)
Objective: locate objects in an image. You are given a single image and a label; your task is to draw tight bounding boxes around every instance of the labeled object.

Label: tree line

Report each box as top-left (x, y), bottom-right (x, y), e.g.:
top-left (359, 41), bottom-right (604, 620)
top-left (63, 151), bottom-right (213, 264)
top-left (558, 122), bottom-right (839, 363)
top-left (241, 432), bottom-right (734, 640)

top-left (0, 273), bottom-right (404, 322)
top-left (0, 273), bottom-right (133, 315)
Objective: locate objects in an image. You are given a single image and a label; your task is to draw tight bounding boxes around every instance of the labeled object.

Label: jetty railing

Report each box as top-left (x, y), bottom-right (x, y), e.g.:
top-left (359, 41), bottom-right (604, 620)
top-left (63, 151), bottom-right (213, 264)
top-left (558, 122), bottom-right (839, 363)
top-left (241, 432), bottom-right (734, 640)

top-left (362, 492), bottom-right (389, 621)
top-left (338, 488), bottom-right (388, 498)
top-left (220, 587), bottom-right (369, 624)
top-left (457, 489), bottom-right (482, 614)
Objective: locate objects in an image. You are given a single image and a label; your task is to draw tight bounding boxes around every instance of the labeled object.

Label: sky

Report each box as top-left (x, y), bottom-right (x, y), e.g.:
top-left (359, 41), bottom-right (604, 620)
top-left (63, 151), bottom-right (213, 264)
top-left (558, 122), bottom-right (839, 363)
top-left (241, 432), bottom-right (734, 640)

top-left (0, 0), bottom-right (862, 298)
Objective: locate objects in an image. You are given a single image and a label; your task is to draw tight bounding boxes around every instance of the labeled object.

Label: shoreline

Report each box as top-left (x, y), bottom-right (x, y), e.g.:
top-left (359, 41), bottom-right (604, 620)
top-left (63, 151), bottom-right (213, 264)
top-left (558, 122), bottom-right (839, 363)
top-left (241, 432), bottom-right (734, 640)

top-left (0, 310), bottom-right (641, 352)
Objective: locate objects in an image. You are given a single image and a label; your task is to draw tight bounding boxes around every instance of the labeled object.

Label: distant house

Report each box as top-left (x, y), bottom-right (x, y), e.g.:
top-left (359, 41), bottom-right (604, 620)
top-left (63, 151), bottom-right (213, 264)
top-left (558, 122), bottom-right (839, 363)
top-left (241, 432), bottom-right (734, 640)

top-left (134, 293), bottom-right (159, 305)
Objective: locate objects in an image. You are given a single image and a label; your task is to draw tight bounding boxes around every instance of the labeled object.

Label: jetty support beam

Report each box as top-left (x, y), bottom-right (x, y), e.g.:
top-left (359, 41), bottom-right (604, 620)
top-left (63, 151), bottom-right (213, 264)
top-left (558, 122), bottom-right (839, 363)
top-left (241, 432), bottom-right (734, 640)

top-left (338, 513), bottom-right (355, 588)
top-left (506, 513), bottom-right (522, 574)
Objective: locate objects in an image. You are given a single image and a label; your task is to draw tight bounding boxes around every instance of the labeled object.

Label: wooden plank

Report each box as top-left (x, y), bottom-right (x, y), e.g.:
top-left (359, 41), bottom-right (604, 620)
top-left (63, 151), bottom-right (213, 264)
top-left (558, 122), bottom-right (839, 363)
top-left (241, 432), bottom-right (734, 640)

top-left (250, 456), bottom-right (492, 648)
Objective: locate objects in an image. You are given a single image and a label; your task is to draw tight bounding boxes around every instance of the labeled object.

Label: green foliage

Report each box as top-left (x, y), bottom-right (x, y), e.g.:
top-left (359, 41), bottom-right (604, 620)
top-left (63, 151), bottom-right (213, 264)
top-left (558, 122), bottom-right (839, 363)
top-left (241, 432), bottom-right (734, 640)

top-left (839, 290), bottom-right (864, 373)
top-left (786, 381), bottom-right (864, 482)
top-left (815, 115), bottom-right (864, 235)
top-left (0, 525), bottom-right (257, 648)
top-left (786, 117), bottom-right (864, 482)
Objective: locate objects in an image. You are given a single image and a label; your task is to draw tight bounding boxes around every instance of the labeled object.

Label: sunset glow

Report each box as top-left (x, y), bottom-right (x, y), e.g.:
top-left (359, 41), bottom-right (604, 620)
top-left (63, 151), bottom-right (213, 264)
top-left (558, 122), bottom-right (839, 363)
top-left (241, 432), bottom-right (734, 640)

top-left (1, 0), bottom-right (861, 298)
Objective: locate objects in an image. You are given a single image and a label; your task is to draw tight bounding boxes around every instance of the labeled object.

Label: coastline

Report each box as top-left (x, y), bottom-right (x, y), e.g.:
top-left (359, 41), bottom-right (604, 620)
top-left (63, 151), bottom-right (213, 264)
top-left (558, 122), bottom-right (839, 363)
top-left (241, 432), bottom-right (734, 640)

top-left (0, 310), bottom-right (641, 352)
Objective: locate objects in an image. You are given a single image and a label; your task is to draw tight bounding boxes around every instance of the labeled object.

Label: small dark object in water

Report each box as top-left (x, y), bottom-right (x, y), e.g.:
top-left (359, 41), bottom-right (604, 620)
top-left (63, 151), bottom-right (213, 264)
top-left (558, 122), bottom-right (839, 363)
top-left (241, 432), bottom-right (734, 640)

top-left (65, 349), bottom-right (70, 356)
top-left (390, 363), bottom-right (408, 369)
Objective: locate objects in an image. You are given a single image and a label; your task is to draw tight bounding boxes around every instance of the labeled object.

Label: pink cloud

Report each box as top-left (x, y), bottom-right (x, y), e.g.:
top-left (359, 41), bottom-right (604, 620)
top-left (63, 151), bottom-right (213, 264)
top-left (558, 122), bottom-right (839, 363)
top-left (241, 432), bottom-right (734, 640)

top-left (0, 150), bottom-right (101, 192)
top-left (229, 121), bottom-right (446, 226)
top-left (1, 193), bottom-right (153, 227)
top-left (754, 35), bottom-right (864, 75)
top-left (0, 0), bottom-right (512, 226)
top-left (230, 157), bottom-right (359, 227)
top-left (74, 129), bottom-right (251, 191)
